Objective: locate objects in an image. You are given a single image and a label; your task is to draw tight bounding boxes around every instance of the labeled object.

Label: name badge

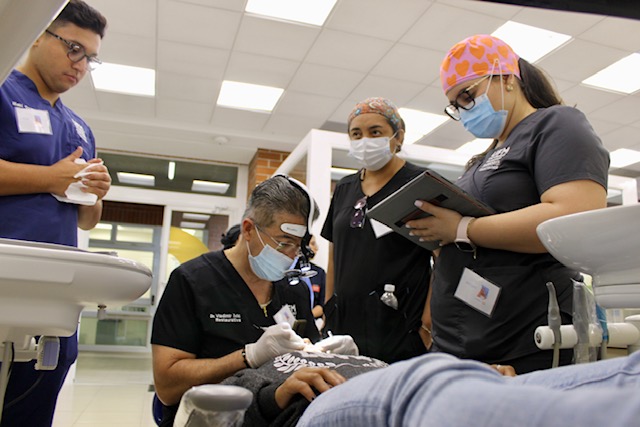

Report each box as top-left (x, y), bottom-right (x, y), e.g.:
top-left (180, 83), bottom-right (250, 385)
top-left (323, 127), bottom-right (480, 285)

top-left (454, 268), bottom-right (501, 317)
top-left (15, 107), bottom-right (53, 135)
top-left (370, 218), bottom-right (393, 239)
top-left (274, 305), bottom-right (296, 327)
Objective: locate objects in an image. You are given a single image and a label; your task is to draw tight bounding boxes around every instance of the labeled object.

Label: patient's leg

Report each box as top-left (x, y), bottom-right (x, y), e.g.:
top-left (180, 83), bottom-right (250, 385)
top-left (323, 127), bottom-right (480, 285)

top-left (297, 352), bottom-right (640, 427)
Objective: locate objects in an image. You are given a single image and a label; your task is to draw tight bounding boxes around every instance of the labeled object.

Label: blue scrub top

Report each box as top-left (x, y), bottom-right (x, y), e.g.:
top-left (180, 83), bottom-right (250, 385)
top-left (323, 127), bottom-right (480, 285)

top-left (0, 70), bottom-right (96, 246)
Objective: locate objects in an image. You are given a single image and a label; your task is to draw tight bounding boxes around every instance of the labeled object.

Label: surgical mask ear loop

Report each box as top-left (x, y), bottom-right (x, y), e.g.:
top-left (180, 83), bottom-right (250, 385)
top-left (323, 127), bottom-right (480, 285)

top-left (486, 59), bottom-right (505, 113)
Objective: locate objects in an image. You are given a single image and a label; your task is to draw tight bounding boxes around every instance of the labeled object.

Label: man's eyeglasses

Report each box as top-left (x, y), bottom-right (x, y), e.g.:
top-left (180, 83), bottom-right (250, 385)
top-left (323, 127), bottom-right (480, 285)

top-left (45, 30), bottom-right (102, 71)
top-left (444, 75), bottom-right (490, 121)
top-left (255, 224), bottom-right (301, 255)
top-left (350, 196), bottom-right (367, 229)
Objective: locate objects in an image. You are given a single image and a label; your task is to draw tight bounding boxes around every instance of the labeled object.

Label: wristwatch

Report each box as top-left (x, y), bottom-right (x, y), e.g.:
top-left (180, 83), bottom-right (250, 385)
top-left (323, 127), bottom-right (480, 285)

top-left (455, 216), bottom-right (476, 252)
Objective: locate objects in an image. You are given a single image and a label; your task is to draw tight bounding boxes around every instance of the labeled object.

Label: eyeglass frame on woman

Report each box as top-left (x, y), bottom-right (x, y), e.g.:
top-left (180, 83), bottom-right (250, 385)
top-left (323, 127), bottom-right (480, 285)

top-left (444, 75), bottom-right (491, 121)
top-left (254, 223), bottom-right (301, 256)
top-left (350, 196), bottom-right (367, 229)
top-left (45, 29), bottom-right (102, 70)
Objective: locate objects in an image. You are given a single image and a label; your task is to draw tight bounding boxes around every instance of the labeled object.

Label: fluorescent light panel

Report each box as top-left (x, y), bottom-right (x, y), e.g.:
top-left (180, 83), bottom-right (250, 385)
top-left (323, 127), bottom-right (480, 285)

top-left (492, 21), bottom-right (571, 63)
top-left (217, 80), bottom-right (284, 112)
top-left (182, 213), bottom-right (211, 221)
top-left (609, 148), bottom-right (640, 168)
top-left (456, 139), bottom-right (494, 155)
top-left (168, 161), bottom-right (176, 180)
top-left (116, 172), bottom-right (155, 186)
top-left (191, 180), bottom-right (230, 194)
top-left (398, 108), bottom-right (448, 145)
top-left (91, 62), bottom-right (156, 96)
top-left (245, 0), bottom-right (337, 26)
top-left (582, 54), bottom-right (640, 94)
top-left (180, 221), bottom-right (206, 229)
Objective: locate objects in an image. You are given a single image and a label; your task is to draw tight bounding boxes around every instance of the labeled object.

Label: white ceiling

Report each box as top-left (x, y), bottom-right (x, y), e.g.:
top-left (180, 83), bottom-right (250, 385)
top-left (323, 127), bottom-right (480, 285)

top-left (63, 0), bottom-right (640, 177)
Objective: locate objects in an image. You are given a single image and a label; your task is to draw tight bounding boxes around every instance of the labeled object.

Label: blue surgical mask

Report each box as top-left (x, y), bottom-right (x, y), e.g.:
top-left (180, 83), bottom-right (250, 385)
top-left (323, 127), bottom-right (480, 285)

top-left (247, 232), bottom-right (293, 282)
top-left (459, 75), bottom-right (508, 139)
top-left (348, 136), bottom-right (395, 171)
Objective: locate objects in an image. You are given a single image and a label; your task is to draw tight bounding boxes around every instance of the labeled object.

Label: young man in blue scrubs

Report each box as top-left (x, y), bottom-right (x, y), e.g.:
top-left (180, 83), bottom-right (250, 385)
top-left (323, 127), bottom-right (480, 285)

top-left (0, 1), bottom-right (111, 425)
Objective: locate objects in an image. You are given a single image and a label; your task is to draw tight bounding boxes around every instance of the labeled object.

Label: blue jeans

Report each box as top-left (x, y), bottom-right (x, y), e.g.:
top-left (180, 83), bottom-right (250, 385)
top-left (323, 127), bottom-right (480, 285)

top-left (298, 351), bottom-right (640, 427)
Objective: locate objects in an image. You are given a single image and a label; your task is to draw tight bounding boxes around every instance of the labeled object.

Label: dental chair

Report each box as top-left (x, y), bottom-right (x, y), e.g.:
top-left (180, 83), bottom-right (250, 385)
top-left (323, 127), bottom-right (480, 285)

top-left (153, 385), bottom-right (253, 427)
top-left (535, 204), bottom-right (640, 361)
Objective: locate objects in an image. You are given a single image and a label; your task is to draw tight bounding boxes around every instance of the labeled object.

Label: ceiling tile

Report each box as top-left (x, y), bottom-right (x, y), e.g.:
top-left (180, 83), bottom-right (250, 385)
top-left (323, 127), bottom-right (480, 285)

top-left (158, 0), bottom-right (241, 49)
top-left (578, 15), bottom-right (640, 51)
top-left (599, 126), bottom-right (640, 151)
top-left (404, 85), bottom-right (449, 115)
top-left (417, 120), bottom-right (473, 150)
top-left (157, 40), bottom-right (229, 80)
top-left (225, 52), bottom-right (300, 88)
top-left (402, 3), bottom-right (506, 52)
top-left (98, 32), bottom-right (156, 69)
top-left (589, 95), bottom-right (640, 126)
top-left (511, 5), bottom-right (603, 36)
top-left (327, 98), bottom-right (362, 124)
top-left (288, 63), bottom-right (365, 98)
top-left (439, 0), bottom-right (523, 19)
top-left (305, 29), bottom-right (394, 72)
top-left (210, 107), bottom-right (271, 131)
top-left (263, 113), bottom-right (325, 140)
top-left (561, 84), bottom-right (624, 114)
top-left (234, 15), bottom-right (320, 62)
top-left (156, 70), bottom-right (219, 104)
top-left (63, 78), bottom-right (99, 111)
top-left (538, 39), bottom-right (628, 83)
top-left (88, 0), bottom-right (157, 38)
top-left (156, 99), bottom-right (214, 124)
top-left (274, 91), bottom-right (342, 120)
top-left (349, 75), bottom-right (427, 106)
top-left (371, 44), bottom-right (443, 84)
top-left (173, 0), bottom-right (245, 11)
top-left (326, 0), bottom-right (434, 41)
top-left (96, 92), bottom-right (156, 117)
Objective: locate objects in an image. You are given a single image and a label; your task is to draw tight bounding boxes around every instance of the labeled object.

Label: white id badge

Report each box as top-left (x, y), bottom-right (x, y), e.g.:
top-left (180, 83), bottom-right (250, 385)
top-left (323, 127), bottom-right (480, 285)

top-left (370, 218), bottom-right (393, 239)
top-left (15, 107), bottom-right (53, 134)
top-left (454, 268), bottom-right (501, 317)
top-left (273, 305), bottom-right (295, 327)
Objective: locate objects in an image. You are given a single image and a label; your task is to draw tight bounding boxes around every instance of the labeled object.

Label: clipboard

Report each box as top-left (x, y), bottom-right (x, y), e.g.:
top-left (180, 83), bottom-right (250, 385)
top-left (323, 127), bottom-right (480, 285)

top-left (366, 169), bottom-right (495, 250)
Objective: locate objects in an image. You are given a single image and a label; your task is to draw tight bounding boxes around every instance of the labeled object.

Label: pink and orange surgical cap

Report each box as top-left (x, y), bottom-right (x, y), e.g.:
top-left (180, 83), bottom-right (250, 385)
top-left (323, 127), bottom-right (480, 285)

top-left (440, 34), bottom-right (520, 94)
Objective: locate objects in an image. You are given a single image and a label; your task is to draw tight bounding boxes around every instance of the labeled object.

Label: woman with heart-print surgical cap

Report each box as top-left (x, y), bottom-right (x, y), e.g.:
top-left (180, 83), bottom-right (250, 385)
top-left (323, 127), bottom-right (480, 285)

top-left (405, 34), bottom-right (610, 373)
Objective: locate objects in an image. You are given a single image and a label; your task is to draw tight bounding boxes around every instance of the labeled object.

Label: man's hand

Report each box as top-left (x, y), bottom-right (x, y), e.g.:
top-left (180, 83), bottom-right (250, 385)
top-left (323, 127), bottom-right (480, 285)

top-left (79, 158), bottom-right (111, 200)
top-left (48, 147), bottom-right (87, 196)
top-left (245, 323), bottom-right (306, 368)
top-left (274, 367), bottom-right (346, 409)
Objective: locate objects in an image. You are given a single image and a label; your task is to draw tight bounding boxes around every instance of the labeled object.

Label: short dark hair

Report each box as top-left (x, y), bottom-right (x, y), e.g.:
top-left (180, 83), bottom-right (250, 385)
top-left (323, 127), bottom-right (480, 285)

top-left (243, 176), bottom-right (312, 228)
top-left (50, 0), bottom-right (107, 39)
top-left (221, 224), bottom-right (241, 250)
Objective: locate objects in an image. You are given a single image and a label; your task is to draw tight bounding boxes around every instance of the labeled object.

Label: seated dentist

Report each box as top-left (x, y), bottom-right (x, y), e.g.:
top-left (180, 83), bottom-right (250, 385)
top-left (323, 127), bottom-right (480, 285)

top-left (297, 350), bottom-right (640, 427)
top-left (151, 175), bottom-right (357, 427)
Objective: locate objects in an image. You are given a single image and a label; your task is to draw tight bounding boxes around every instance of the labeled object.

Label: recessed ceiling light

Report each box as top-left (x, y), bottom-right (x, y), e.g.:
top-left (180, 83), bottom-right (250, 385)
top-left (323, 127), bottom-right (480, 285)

top-left (191, 180), bottom-right (230, 194)
top-left (180, 221), bottom-right (206, 229)
top-left (398, 108), bottom-right (448, 145)
top-left (456, 139), bottom-right (494, 155)
top-left (91, 62), bottom-right (156, 97)
top-left (116, 172), bottom-right (155, 186)
top-left (610, 148), bottom-right (640, 168)
top-left (582, 54), bottom-right (640, 94)
top-left (168, 161), bottom-right (176, 180)
top-left (182, 213), bottom-right (211, 221)
top-left (245, 0), bottom-right (337, 26)
top-left (492, 21), bottom-right (571, 63)
top-left (217, 80), bottom-right (284, 112)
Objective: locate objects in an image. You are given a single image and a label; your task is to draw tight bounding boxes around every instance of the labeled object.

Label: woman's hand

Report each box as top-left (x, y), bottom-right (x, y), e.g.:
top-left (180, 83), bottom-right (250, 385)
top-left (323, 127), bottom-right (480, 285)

top-left (490, 364), bottom-right (517, 377)
top-left (406, 201), bottom-right (462, 247)
top-left (274, 367), bottom-right (346, 409)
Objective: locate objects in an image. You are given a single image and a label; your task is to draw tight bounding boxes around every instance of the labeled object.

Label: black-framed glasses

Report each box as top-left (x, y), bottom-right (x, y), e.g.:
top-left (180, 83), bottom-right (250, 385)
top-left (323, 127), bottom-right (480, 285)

top-left (444, 75), bottom-right (490, 121)
top-left (350, 196), bottom-right (367, 229)
top-left (45, 30), bottom-right (102, 71)
top-left (254, 224), bottom-right (301, 256)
